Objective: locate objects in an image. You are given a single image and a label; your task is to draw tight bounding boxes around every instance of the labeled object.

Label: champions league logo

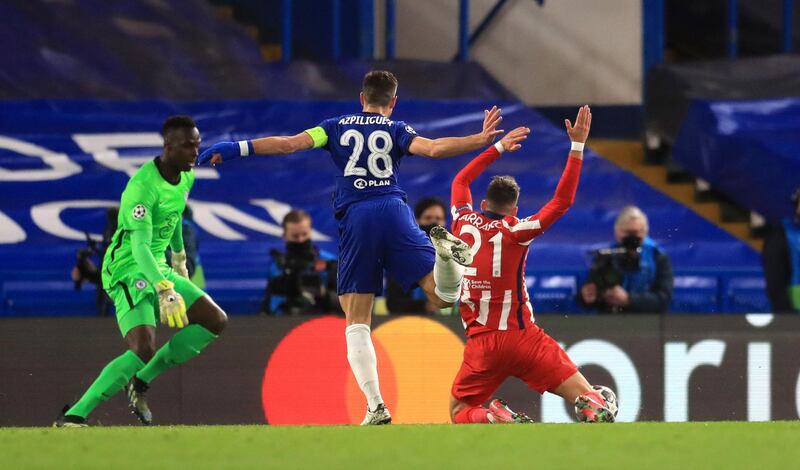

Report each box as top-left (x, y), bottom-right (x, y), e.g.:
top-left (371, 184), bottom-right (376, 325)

top-left (132, 204), bottom-right (147, 220)
top-left (134, 279), bottom-right (147, 291)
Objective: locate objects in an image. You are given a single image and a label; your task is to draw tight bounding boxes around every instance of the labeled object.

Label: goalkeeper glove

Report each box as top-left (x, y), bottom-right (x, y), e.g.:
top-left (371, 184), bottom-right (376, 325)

top-left (155, 280), bottom-right (188, 328)
top-left (171, 250), bottom-right (189, 278)
top-left (196, 140), bottom-right (253, 166)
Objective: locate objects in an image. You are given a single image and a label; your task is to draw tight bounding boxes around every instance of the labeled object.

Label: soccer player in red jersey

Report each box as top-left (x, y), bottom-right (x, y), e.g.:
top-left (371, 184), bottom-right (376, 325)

top-left (448, 106), bottom-right (617, 424)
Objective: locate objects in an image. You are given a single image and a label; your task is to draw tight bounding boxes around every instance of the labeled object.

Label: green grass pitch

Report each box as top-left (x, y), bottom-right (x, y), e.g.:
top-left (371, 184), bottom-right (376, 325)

top-left (2, 422), bottom-right (798, 469)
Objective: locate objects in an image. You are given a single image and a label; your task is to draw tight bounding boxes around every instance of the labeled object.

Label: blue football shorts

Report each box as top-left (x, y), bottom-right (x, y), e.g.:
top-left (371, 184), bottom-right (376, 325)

top-left (337, 196), bottom-right (436, 296)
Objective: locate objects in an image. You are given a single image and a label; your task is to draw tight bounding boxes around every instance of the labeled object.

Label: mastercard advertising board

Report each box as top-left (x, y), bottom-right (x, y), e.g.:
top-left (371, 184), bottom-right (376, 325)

top-left (261, 316), bottom-right (466, 425)
top-left (4, 314), bottom-right (800, 426)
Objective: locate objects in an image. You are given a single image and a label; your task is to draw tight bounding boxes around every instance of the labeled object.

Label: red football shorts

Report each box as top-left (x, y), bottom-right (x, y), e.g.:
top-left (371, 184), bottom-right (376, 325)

top-left (451, 324), bottom-right (578, 406)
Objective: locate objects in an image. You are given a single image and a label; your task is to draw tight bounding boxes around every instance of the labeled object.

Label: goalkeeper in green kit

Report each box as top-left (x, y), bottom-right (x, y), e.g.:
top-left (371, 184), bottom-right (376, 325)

top-left (55, 116), bottom-right (228, 427)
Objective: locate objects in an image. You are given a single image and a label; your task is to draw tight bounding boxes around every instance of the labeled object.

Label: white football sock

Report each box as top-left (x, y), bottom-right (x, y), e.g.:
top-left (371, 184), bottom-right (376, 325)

top-left (434, 256), bottom-right (464, 304)
top-left (345, 323), bottom-right (384, 410)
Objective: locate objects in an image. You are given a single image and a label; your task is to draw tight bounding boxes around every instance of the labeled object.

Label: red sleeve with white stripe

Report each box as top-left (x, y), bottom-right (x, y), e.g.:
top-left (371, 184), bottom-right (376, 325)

top-left (451, 145), bottom-right (501, 219)
top-left (510, 155), bottom-right (582, 244)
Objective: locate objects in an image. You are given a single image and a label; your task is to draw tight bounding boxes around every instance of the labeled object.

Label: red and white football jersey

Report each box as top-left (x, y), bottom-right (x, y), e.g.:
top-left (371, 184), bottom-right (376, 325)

top-left (450, 145), bottom-right (582, 337)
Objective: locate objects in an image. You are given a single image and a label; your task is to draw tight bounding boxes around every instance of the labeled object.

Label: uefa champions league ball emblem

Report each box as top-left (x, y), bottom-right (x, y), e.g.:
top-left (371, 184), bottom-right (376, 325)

top-left (132, 204), bottom-right (147, 220)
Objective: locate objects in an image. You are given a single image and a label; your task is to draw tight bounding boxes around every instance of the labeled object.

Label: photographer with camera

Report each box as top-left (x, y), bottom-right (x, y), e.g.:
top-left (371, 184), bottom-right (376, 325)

top-left (71, 207), bottom-right (119, 315)
top-left (579, 206), bottom-right (673, 313)
top-left (259, 209), bottom-right (338, 315)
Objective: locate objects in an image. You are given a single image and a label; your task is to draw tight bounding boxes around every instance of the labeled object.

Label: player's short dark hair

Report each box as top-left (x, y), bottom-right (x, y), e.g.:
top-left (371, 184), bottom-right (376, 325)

top-left (282, 209), bottom-right (311, 228)
top-left (162, 115), bottom-right (196, 137)
top-left (362, 70), bottom-right (398, 107)
top-left (414, 197), bottom-right (447, 220)
top-left (486, 176), bottom-right (520, 208)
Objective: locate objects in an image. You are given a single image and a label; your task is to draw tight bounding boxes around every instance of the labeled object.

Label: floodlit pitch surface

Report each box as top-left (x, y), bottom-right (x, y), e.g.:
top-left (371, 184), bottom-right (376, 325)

top-left (2, 422), bottom-right (797, 469)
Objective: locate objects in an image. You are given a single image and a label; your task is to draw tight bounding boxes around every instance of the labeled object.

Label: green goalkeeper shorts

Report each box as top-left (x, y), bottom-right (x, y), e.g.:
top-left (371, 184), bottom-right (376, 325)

top-left (106, 269), bottom-right (206, 337)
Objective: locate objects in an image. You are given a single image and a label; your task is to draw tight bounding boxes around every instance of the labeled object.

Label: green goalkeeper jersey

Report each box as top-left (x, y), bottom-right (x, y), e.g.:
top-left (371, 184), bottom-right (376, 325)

top-left (102, 159), bottom-right (195, 289)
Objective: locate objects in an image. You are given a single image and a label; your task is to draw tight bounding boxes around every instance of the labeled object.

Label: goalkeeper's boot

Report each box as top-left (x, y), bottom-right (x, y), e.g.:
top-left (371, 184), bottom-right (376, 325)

top-left (488, 399), bottom-right (534, 424)
top-left (53, 404), bottom-right (88, 428)
top-left (430, 225), bottom-right (473, 267)
top-left (126, 376), bottom-right (153, 425)
top-left (575, 390), bottom-right (615, 423)
top-left (360, 403), bottom-right (392, 426)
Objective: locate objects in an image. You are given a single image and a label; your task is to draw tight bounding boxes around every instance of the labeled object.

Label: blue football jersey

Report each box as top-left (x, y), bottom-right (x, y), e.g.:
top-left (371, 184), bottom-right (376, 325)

top-left (313, 112), bottom-right (418, 216)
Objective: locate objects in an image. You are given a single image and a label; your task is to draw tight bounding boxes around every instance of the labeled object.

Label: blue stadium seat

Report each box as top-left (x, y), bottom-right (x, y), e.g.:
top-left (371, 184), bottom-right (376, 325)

top-left (725, 276), bottom-right (771, 313)
top-left (671, 274), bottom-right (720, 313)
top-left (2, 281), bottom-right (96, 317)
top-left (0, 100), bottom-right (764, 315)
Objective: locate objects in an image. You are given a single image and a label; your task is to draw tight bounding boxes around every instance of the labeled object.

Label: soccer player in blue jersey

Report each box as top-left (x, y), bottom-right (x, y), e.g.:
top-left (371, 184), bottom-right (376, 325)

top-left (197, 70), bottom-right (503, 425)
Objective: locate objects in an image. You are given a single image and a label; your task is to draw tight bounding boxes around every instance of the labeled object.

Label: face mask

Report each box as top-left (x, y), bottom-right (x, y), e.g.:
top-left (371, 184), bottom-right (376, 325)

top-left (419, 223), bottom-right (437, 236)
top-left (286, 239), bottom-right (313, 257)
top-left (620, 234), bottom-right (643, 250)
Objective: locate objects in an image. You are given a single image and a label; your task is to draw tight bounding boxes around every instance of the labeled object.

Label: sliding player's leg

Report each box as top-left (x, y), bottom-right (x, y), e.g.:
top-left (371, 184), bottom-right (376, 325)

top-left (452, 394), bottom-right (533, 424)
top-left (552, 372), bottom-right (618, 423)
top-left (450, 332), bottom-right (519, 424)
top-left (514, 325), bottom-right (617, 422)
top-left (129, 274), bottom-right (227, 423)
top-left (551, 371), bottom-right (592, 403)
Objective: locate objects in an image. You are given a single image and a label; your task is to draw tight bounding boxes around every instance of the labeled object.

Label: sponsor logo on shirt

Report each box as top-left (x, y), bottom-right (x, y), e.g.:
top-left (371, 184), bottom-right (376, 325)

top-left (353, 178), bottom-right (391, 190)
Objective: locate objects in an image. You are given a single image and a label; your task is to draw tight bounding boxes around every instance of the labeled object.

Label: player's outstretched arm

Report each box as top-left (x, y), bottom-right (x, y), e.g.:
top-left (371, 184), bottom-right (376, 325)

top-left (196, 132), bottom-right (314, 166)
top-left (451, 127), bottom-right (530, 210)
top-left (514, 106), bottom-right (592, 242)
top-left (409, 106), bottom-right (504, 159)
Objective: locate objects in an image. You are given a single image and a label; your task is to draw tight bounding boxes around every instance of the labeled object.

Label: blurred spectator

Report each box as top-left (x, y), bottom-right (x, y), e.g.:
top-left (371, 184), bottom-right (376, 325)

top-left (579, 206), bottom-right (673, 313)
top-left (259, 209), bottom-right (338, 315)
top-left (386, 197), bottom-right (455, 315)
top-left (762, 189), bottom-right (800, 313)
top-left (415, 197), bottom-right (448, 235)
top-left (71, 207), bottom-right (118, 316)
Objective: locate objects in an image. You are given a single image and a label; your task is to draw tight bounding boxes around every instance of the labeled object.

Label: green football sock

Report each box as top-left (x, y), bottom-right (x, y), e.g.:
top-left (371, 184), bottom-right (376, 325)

top-left (66, 350), bottom-right (145, 419)
top-left (135, 324), bottom-right (217, 384)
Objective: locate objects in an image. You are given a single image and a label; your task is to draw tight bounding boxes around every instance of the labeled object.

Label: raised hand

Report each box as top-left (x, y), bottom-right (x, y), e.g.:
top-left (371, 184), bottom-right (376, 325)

top-left (196, 141), bottom-right (242, 166)
top-left (499, 126), bottom-right (530, 152)
top-left (480, 105), bottom-right (504, 145)
top-left (565, 105), bottom-right (592, 143)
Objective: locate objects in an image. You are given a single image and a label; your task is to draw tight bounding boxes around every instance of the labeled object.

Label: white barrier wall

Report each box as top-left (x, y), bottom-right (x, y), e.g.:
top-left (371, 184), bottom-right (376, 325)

top-left (383, 0), bottom-right (642, 105)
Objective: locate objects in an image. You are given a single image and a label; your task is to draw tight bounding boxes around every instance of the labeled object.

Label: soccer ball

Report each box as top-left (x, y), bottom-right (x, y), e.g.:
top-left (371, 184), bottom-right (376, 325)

top-left (593, 385), bottom-right (618, 419)
top-left (574, 384), bottom-right (618, 423)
